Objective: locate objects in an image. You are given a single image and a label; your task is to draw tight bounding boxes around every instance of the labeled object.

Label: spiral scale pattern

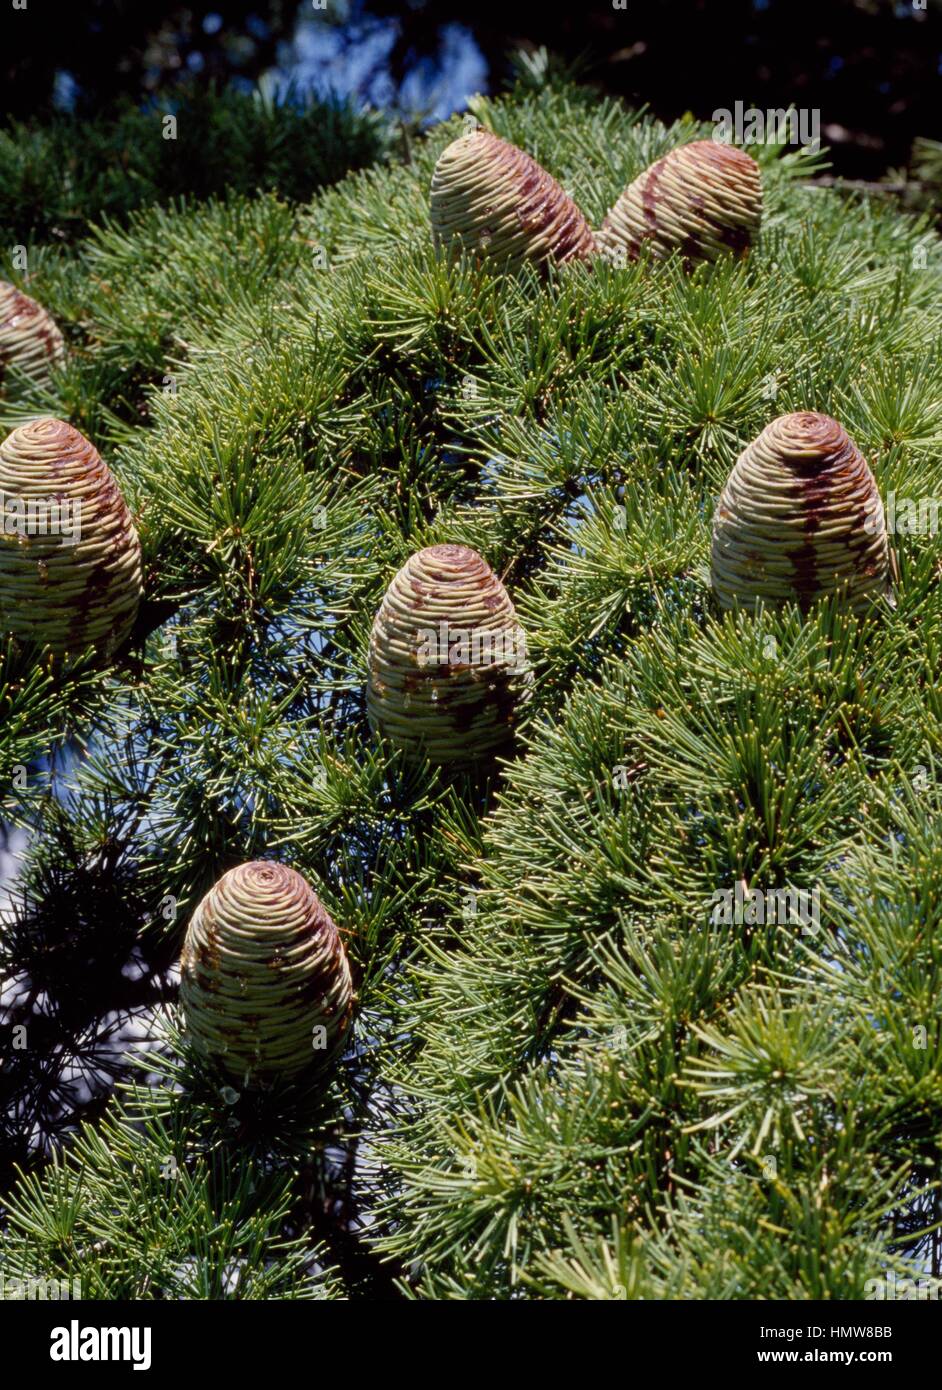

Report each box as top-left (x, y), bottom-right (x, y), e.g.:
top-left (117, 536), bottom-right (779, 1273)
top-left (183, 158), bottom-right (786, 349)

top-left (711, 412), bottom-right (891, 614)
top-left (0, 281), bottom-right (65, 389)
top-left (367, 544), bottom-right (528, 765)
top-left (431, 128), bottom-right (597, 269)
top-left (0, 417), bottom-right (142, 659)
top-left (179, 861), bottom-right (355, 1084)
top-left (597, 140), bottom-right (762, 265)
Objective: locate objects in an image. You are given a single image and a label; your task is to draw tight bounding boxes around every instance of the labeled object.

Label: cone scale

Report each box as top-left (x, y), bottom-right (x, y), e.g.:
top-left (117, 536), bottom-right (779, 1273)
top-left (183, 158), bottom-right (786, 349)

top-left (179, 861), bottom-right (355, 1084)
top-left (0, 417), bottom-right (142, 659)
top-left (0, 281), bottom-right (65, 390)
top-left (367, 543), bottom-right (528, 766)
top-left (711, 412), bottom-right (892, 614)
top-left (597, 139), bottom-right (762, 266)
top-left (430, 127), bottom-right (596, 270)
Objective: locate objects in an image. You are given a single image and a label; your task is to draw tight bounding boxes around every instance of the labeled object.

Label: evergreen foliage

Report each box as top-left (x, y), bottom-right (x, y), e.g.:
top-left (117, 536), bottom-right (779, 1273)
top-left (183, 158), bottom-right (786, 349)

top-left (0, 85), bottom-right (390, 244)
top-left (1, 75), bottom-right (941, 1300)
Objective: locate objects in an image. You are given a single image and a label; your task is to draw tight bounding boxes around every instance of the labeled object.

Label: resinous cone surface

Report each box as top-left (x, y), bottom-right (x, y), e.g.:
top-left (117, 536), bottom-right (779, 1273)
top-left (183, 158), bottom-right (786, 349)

top-left (597, 139), bottom-right (762, 265)
top-left (0, 417), bottom-right (142, 659)
top-left (711, 412), bottom-right (891, 614)
top-left (0, 281), bottom-right (65, 390)
top-left (430, 127), bottom-right (596, 269)
top-left (367, 543), bottom-right (528, 765)
top-left (179, 861), bottom-right (355, 1084)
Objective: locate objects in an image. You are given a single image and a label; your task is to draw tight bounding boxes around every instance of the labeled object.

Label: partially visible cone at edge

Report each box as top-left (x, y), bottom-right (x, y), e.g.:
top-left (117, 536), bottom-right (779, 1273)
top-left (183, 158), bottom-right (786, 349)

top-left (430, 127), bottom-right (597, 269)
top-left (179, 861), bottom-right (355, 1085)
top-left (0, 417), bottom-right (142, 660)
top-left (0, 280), bottom-right (65, 390)
top-left (596, 139), bottom-right (762, 266)
top-left (711, 411), bottom-right (892, 615)
top-left (367, 543), bottom-right (529, 766)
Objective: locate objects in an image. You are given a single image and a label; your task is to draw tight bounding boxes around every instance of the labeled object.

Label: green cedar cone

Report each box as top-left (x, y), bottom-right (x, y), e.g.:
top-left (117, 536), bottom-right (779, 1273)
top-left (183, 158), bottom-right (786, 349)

top-left (0, 416), bottom-right (142, 659)
top-left (430, 127), bottom-right (596, 269)
top-left (367, 543), bottom-right (528, 766)
top-left (597, 139), bottom-right (762, 265)
top-left (179, 861), bottom-right (355, 1085)
top-left (711, 411), bottom-right (892, 614)
top-left (0, 280), bottom-right (65, 390)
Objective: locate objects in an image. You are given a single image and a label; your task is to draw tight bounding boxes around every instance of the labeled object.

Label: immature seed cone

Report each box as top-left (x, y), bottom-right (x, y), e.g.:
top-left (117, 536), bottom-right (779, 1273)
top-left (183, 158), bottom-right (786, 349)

top-left (179, 862), bottom-right (355, 1084)
top-left (430, 127), bottom-right (596, 269)
top-left (597, 140), bottom-right (762, 265)
top-left (0, 418), bottom-right (142, 660)
top-left (367, 544), bottom-right (528, 766)
top-left (0, 281), bottom-right (65, 389)
top-left (711, 412), bottom-right (892, 614)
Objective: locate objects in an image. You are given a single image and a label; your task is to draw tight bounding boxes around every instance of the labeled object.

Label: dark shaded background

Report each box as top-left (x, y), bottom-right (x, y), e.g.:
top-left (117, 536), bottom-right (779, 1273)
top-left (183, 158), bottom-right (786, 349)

top-left (1, 0), bottom-right (940, 176)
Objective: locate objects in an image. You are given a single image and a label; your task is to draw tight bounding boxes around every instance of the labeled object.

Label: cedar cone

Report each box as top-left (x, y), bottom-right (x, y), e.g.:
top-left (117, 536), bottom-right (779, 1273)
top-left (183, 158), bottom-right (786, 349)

top-left (430, 127), bottom-right (596, 269)
top-left (367, 543), bottom-right (528, 765)
top-left (179, 861), bottom-right (355, 1085)
top-left (711, 412), bottom-right (892, 614)
top-left (0, 417), bottom-right (142, 659)
top-left (0, 281), bottom-right (65, 390)
top-left (597, 140), bottom-right (762, 266)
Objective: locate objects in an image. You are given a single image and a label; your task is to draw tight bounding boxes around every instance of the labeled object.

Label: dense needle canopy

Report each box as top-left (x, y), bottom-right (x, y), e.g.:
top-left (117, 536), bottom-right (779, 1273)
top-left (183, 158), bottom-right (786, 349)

top-left (1, 72), bottom-right (941, 1300)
